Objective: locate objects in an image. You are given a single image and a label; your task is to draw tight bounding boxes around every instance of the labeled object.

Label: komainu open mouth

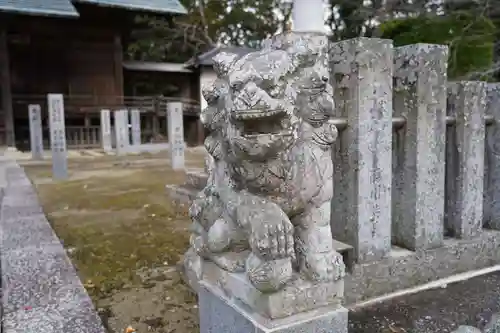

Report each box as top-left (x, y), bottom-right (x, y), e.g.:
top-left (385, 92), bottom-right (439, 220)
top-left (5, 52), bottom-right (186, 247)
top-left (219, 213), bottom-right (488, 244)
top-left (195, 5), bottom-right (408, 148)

top-left (232, 108), bottom-right (293, 138)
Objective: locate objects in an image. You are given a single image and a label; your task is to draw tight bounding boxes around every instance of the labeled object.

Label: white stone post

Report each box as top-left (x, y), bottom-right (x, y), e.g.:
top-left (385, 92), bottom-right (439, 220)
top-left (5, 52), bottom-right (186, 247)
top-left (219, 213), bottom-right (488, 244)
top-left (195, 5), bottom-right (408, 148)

top-left (114, 110), bottom-right (129, 155)
top-left (130, 108), bottom-right (141, 146)
top-left (167, 102), bottom-right (185, 170)
top-left (28, 104), bottom-right (43, 160)
top-left (292, 0), bottom-right (325, 33)
top-left (47, 94), bottom-right (68, 180)
top-left (100, 109), bottom-right (112, 152)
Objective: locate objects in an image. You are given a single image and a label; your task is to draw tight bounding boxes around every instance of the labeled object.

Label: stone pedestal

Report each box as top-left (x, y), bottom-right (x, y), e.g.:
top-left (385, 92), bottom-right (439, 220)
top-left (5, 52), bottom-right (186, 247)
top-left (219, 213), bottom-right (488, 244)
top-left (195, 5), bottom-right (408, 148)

top-left (199, 262), bottom-right (348, 333)
top-left (199, 281), bottom-right (348, 333)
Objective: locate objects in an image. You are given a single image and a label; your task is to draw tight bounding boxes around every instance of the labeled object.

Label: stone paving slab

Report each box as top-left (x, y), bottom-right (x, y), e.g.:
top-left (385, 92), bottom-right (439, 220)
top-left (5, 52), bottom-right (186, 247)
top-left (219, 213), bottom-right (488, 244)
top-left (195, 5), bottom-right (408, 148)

top-left (0, 160), bottom-right (106, 333)
top-left (1, 214), bottom-right (59, 251)
top-left (348, 271), bottom-right (500, 333)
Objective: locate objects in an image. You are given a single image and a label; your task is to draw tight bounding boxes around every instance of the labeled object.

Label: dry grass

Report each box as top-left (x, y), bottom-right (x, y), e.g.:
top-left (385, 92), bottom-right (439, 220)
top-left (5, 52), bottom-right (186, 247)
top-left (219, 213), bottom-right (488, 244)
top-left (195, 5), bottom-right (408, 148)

top-left (23, 152), bottom-right (204, 333)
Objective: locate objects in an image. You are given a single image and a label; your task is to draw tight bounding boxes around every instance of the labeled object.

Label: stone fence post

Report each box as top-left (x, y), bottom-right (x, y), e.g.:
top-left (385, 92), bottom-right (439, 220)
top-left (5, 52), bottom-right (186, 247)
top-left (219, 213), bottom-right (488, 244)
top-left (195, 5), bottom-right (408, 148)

top-left (445, 81), bottom-right (487, 239)
top-left (484, 83), bottom-right (500, 230)
top-left (330, 38), bottom-right (393, 263)
top-left (392, 44), bottom-right (448, 251)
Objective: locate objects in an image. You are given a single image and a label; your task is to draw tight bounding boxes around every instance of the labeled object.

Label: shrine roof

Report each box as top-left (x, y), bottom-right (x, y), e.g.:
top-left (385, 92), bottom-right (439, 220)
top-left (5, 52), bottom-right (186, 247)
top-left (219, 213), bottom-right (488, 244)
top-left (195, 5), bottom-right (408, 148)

top-left (0, 0), bottom-right (186, 17)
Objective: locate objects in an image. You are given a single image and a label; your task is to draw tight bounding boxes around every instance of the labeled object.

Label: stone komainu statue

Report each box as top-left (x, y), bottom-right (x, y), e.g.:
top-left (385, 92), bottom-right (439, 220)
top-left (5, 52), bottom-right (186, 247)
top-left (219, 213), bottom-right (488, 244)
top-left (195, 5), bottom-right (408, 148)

top-left (184, 33), bottom-right (345, 293)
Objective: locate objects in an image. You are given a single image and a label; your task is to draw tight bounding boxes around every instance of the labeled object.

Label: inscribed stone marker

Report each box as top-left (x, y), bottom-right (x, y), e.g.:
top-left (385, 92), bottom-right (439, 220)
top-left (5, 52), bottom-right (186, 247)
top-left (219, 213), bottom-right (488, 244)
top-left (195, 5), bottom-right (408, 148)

top-left (100, 109), bottom-right (112, 152)
top-left (330, 38), bottom-right (393, 263)
top-left (167, 102), bottom-right (185, 170)
top-left (28, 104), bottom-right (43, 160)
top-left (392, 44), bottom-right (447, 251)
top-left (47, 94), bottom-right (68, 179)
top-left (130, 108), bottom-right (141, 146)
top-left (445, 81), bottom-right (486, 239)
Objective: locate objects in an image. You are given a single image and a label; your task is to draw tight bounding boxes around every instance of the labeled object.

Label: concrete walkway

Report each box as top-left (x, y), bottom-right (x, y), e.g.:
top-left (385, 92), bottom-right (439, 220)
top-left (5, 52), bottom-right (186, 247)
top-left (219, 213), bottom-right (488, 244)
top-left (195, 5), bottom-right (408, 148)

top-left (0, 158), bottom-right (105, 332)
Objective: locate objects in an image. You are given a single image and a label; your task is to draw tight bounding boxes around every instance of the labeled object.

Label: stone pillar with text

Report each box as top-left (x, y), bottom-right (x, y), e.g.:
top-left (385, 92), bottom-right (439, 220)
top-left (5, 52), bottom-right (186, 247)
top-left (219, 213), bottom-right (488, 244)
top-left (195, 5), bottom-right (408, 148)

top-left (330, 38), bottom-right (393, 263)
top-left (192, 31), bottom-right (348, 333)
top-left (28, 104), bottom-right (44, 160)
top-left (48, 94), bottom-right (68, 179)
top-left (167, 102), bottom-right (185, 170)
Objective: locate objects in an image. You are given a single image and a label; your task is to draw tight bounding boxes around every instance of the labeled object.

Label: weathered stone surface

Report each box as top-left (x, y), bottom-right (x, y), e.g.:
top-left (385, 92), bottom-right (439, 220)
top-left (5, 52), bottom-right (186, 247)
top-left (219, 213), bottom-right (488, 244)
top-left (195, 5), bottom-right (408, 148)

top-left (484, 83), bottom-right (500, 230)
top-left (330, 37), bottom-right (393, 263)
top-left (445, 81), bottom-right (487, 239)
top-left (28, 104), bottom-right (44, 160)
top-left (47, 93), bottom-right (68, 179)
top-left (2, 244), bottom-right (90, 314)
top-left (3, 298), bottom-right (105, 333)
top-left (187, 31), bottom-right (345, 326)
top-left (0, 161), bottom-right (106, 333)
top-left (392, 44), bottom-right (447, 251)
top-left (199, 282), bottom-right (348, 333)
top-left (1, 215), bottom-right (59, 251)
top-left (345, 230), bottom-right (500, 305)
top-left (203, 261), bottom-right (344, 319)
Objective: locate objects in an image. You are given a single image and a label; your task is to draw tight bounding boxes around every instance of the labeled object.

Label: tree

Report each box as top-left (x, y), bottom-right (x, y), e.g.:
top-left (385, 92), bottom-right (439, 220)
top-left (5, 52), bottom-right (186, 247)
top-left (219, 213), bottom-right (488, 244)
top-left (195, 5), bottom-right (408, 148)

top-left (125, 0), bottom-right (292, 63)
top-left (379, 11), bottom-right (496, 79)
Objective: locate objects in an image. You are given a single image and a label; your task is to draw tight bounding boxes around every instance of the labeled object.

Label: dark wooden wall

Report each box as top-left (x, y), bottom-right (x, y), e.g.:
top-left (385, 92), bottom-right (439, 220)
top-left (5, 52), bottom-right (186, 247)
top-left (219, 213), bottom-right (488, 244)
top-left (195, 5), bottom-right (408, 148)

top-left (3, 5), bottom-right (130, 121)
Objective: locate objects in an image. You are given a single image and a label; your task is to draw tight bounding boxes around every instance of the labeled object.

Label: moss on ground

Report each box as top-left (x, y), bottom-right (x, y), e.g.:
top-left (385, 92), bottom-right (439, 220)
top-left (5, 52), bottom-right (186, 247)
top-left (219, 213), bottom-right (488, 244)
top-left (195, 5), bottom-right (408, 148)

top-left (24, 160), bottom-right (193, 302)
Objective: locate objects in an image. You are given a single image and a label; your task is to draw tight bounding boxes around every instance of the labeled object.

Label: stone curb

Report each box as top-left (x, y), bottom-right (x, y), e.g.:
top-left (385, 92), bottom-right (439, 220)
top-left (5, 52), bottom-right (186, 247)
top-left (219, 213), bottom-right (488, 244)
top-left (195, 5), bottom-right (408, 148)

top-left (0, 160), bottom-right (106, 333)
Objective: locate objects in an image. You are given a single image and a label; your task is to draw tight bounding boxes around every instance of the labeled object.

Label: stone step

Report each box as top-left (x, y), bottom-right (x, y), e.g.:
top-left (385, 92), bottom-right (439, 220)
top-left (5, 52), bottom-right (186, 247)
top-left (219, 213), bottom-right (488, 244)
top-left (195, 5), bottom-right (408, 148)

top-left (165, 184), bottom-right (199, 206)
top-left (185, 169), bottom-right (208, 190)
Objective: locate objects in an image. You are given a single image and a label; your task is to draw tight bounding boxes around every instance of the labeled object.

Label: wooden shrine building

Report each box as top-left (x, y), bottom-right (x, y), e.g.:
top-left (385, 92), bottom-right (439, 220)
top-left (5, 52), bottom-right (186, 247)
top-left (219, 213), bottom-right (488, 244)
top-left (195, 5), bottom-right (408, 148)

top-left (0, 0), bottom-right (189, 150)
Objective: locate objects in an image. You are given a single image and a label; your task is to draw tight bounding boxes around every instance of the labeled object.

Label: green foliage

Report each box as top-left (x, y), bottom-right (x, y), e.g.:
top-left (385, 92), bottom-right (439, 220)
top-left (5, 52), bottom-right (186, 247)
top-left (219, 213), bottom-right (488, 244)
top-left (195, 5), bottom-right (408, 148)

top-left (379, 12), bottom-right (496, 79)
top-left (125, 0), bottom-right (291, 63)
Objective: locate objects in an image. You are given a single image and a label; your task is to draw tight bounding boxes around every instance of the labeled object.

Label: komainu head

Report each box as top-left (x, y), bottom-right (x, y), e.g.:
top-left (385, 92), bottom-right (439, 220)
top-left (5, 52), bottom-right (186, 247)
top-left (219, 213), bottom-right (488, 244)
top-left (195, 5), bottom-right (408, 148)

top-left (201, 33), bottom-right (336, 163)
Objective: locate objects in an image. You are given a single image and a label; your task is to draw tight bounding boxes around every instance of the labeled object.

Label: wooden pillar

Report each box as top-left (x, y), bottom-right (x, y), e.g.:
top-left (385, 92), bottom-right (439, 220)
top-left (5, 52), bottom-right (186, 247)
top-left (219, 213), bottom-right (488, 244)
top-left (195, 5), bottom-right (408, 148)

top-left (0, 30), bottom-right (14, 147)
top-left (114, 34), bottom-right (124, 105)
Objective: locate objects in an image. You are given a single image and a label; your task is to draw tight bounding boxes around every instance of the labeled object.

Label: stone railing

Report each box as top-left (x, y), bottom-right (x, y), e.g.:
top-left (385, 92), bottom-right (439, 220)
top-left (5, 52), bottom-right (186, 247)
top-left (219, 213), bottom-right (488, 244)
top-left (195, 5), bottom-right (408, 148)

top-left (0, 158), bottom-right (105, 332)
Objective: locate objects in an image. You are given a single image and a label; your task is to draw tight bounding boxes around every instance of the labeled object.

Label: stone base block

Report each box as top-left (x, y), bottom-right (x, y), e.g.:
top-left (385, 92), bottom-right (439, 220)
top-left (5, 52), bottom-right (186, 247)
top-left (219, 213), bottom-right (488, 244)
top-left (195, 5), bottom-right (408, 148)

top-left (199, 281), bottom-right (348, 333)
top-left (203, 261), bottom-right (344, 319)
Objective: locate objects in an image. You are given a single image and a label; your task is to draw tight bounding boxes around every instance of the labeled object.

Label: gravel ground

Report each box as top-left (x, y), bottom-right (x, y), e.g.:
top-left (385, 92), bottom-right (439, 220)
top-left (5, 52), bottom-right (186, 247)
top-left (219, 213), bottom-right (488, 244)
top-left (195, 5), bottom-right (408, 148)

top-left (348, 271), bottom-right (500, 333)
